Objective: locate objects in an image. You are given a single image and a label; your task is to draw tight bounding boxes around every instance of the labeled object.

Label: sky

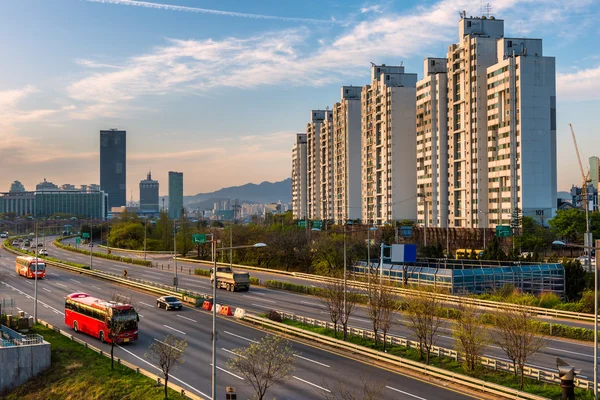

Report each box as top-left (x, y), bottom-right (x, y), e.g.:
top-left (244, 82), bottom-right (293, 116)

top-left (0, 0), bottom-right (599, 198)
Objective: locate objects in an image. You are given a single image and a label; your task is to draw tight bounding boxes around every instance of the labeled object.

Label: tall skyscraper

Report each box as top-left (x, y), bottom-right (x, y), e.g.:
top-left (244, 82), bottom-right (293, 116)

top-left (292, 133), bottom-right (308, 220)
top-left (100, 129), bottom-right (126, 210)
top-left (333, 86), bottom-right (362, 223)
top-left (139, 171), bottom-right (159, 212)
top-left (590, 157), bottom-right (600, 190)
top-left (168, 171), bottom-right (184, 220)
top-left (306, 110), bottom-right (327, 219)
top-left (361, 64), bottom-right (417, 225)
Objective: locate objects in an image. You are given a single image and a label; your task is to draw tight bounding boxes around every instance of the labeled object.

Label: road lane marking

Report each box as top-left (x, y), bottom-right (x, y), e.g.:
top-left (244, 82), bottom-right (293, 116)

top-left (293, 376), bottom-right (330, 392)
top-left (295, 354), bottom-right (330, 367)
top-left (69, 279), bottom-right (81, 284)
top-left (55, 283), bottom-right (68, 288)
top-left (42, 288), bottom-right (51, 292)
top-left (25, 281), bottom-right (33, 285)
top-left (163, 325), bottom-right (186, 335)
top-left (242, 295), bottom-right (275, 303)
top-left (48, 272), bottom-right (59, 276)
top-left (92, 286), bottom-right (102, 291)
top-left (251, 303), bottom-right (273, 310)
top-left (140, 302), bottom-right (154, 308)
top-left (224, 331), bottom-right (258, 343)
top-left (154, 338), bottom-right (183, 352)
top-left (301, 301), bottom-right (321, 307)
top-left (222, 348), bottom-right (247, 359)
top-left (349, 317), bottom-right (370, 323)
top-left (0, 280), bottom-right (65, 315)
top-left (547, 347), bottom-right (592, 357)
top-left (117, 345), bottom-right (210, 399)
top-left (210, 364), bottom-right (244, 380)
top-left (177, 315), bottom-right (197, 323)
top-left (386, 386), bottom-right (427, 399)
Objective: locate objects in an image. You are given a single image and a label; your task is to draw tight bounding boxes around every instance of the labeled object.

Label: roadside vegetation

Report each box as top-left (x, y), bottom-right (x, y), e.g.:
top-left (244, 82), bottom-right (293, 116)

top-left (3, 324), bottom-right (189, 400)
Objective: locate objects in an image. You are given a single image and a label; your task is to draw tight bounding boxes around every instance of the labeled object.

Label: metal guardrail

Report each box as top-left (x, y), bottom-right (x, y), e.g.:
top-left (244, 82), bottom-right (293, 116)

top-left (36, 319), bottom-right (203, 400)
top-left (243, 314), bottom-right (549, 400)
top-left (277, 311), bottom-right (597, 391)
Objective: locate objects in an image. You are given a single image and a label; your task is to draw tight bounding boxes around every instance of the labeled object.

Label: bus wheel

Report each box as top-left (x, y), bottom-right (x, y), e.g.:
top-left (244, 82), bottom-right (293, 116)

top-left (73, 321), bottom-right (79, 332)
top-left (100, 331), bottom-right (105, 343)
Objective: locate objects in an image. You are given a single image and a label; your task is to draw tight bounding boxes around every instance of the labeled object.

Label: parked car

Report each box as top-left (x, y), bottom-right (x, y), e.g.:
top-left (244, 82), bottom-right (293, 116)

top-left (156, 296), bottom-right (183, 311)
top-left (39, 249), bottom-right (48, 256)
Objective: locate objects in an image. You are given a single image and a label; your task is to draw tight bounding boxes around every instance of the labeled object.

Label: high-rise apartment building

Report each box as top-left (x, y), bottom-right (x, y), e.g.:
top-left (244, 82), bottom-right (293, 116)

top-left (306, 110), bottom-right (327, 220)
top-left (291, 133), bottom-right (308, 220)
top-left (590, 157), bottom-right (600, 190)
top-left (100, 129), bottom-right (126, 210)
top-left (168, 171), bottom-right (184, 220)
top-left (333, 86), bottom-right (362, 223)
top-left (362, 64), bottom-right (417, 225)
top-left (139, 171), bottom-right (159, 212)
top-left (320, 110), bottom-right (334, 221)
top-left (416, 58), bottom-right (448, 227)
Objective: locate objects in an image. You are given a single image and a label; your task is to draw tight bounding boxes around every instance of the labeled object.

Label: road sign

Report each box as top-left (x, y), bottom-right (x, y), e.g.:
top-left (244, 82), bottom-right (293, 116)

top-left (313, 220), bottom-right (322, 230)
top-left (192, 234), bottom-right (206, 244)
top-left (496, 225), bottom-right (512, 237)
top-left (81, 232), bottom-right (90, 239)
top-left (297, 220), bottom-right (307, 228)
top-left (400, 226), bottom-right (413, 238)
top-left (75, 238), bottom-right (81, 244)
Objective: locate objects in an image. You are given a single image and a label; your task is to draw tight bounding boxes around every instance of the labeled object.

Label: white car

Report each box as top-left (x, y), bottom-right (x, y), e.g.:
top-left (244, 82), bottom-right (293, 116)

top-left (39, 249), bottom-right (48, 256)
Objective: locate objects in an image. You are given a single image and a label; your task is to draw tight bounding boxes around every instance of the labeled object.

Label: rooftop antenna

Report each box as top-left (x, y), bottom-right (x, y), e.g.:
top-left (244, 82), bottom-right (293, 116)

top-left (482, 2), bottom-right (492, 18)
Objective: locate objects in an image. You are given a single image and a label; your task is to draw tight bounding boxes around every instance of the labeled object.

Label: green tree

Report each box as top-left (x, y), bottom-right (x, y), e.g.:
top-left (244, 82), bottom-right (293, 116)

top-left (562, 257), bottom-right (587, 301)
top-left (549, 209), bottom-right (587, 244)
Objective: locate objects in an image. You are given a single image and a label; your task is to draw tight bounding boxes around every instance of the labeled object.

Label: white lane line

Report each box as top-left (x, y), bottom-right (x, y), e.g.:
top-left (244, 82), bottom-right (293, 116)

top-left (138, 314), bottom-right (144, 318)
top-left (301, 301), bottom-right (321, 307)
top-left (154, 338), bottom-right (183, 352)
top-left (252, 292), bottom-right (266, 296)
top-left (53, 310), bottom-right (60, 314)
top-left (224, 330), bottom-right (259, 343)
top-left (25, 281), bottom-right (33, 285)
top-left (295, 354), bottom-right (330, 367)
top-left (48, 272), bottom-right (59, 276)
top-left (210, 364), bottom-right (244, 380)
top-left (163, 325), bottom-right (186, 335)
top-left (117, 345), bottom-right (210, 399)
top-left (547, 347), bottom-right (592, 358)
top-left (386, 386), bottom-right (427, 399)
top-left (222, 348), bottom-right (247, 359)
top-left (140, 302), bottom-right (154, 308)
top-left (177, 315), bottom-right (197, 323)
top-left (242, 295), bottom-right (275, 303)
top-left (69, 279), bottom-right (81, 284)
top-left (349, 316), bottom-right (370, 323)
top-left (42, 288), bottom-right (51, 292)
top-left (251, 303), bottom-right (274, 310)
top-left (0, 280), bottom-right (65, 316)
top-left (92, 286), bottom-right (102, 291)
top-left (293, 376), bottom-right (330, 392)
top-left (55, 283), bottom-right (68, 288)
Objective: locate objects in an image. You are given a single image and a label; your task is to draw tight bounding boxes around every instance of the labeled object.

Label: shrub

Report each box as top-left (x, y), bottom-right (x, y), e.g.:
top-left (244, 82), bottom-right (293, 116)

top-left (537, 292), bottom-right (562, 309)
top-left (250, 277), bottom-right (260, 286)
top-left (267, 310), bottom-right (282, 322)
top-left (194, 269), bottom-right (210, 277)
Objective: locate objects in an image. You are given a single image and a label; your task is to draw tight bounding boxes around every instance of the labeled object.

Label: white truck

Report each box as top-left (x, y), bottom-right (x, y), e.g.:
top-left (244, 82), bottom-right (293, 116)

top-left (210, 266), bottom-right (250, 292)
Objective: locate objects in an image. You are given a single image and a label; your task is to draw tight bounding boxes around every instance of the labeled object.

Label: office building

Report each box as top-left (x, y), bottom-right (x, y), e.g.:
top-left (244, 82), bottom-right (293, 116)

top-left (306, 110), bottom-right (327, 219)
top-left (416, 58), bottom-right (449, 227)
top-left (139, 171), bottom-right (159, 213)
top-left (0, 189), bottom-right (107, 219)
top-left (168, 171), bottom-right (184, 220)
top-left (333, 86), bottom-right (362, 223)
top-left (100, 129), bottom-right (126, 209)
top-left (590, 157), bottom-right (600, 190)
top-left (36, 178), bottom-right (59, 191)
top-left (320, 110), bottom-right (334, 221)
top-left (361, 64), bottom-right (417, 225)
top-left (9, 181), bottom-right (26, 193)
top-left (291, 133), bottom-right (308, 220)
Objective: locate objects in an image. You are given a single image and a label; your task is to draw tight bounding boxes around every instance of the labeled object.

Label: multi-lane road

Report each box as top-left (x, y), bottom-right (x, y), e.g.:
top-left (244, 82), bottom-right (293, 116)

top-left (0, 243), bottom-right (475, 400)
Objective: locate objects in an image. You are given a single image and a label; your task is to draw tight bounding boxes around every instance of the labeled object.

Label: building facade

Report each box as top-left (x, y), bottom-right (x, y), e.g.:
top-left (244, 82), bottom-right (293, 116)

top-left (320, 110), bottom-right (334, 221)
top-left (416, 58), bottom-right (449, 228)
top-left (0, 190), bottom-right (106, 219)
top-left (139, 171), bottom-right (159, 213)
top-left (36, 179), bottom-right (59, 191)
top-left (333, 86), bottom-right (362, 223)
top-left (590, 156), bottom-right (600, 190)
top-left (100, 129), bottom-right (126, 210)
top-left (361, 64), bottom-right (417, 225)
top-left (291, 133), bottom-right (308, 220)
top-left (168, 171), bottom-right (184, 220)
top-left (306, 110), bottom-right (327, 220)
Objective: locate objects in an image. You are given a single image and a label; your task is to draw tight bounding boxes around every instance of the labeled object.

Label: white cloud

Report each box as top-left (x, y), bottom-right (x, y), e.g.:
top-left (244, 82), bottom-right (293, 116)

top-left (360, 5), bottom-right (383, 14)
top-left (557, 66), bottom-right (600, 102)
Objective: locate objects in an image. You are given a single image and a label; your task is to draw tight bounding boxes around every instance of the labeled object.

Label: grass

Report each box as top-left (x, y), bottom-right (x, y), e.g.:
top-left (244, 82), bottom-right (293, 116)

top-left (3, 324), bottom-right (189, 400)
top-left (279, 318), bottom-right (594, 400)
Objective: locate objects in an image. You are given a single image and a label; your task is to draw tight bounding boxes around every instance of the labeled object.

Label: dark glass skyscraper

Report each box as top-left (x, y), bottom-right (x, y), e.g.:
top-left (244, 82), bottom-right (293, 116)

top-left (168, 171), bottom-right (183, 220)
top-left (139, 171), bottom-right (159, 212)
top-left (100, 129), bottom-right (126, 209)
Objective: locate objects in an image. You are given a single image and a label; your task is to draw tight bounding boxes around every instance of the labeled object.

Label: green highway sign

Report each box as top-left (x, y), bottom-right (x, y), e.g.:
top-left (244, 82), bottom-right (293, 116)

top-left (313, 220), bottom-right (322, 230)
top-left (192, 234), bottom-right (206, 244)
top-left (297, 220), bottom-right (307, 228)
top-left (496, 225), bottom-right (512, 237)
top-left (75, 238), bottom-right (81, 244)
top-left (81, 232), bottom-right (90, 239)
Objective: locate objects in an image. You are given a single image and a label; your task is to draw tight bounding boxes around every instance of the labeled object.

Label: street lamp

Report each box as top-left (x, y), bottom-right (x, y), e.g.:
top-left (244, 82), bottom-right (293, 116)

top-left (33, 221), bottom-right (39, 323)
top-left (367, 225), bottom-right (378, 289)
top-left (553, 239), bottom-right (598, 399)
top-left (211, 241), bottom-right (266, 400)
top-left (89, 221), bottom-right (93, 271)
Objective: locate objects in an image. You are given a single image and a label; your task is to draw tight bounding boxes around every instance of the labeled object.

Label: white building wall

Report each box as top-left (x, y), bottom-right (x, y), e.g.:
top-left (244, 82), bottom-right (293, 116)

top-left (306, 110), bottom-right (326, 220)
top-left (291, 133), bottom-right (307, 220)
top-left (320, 110), bottom-right (334, 221)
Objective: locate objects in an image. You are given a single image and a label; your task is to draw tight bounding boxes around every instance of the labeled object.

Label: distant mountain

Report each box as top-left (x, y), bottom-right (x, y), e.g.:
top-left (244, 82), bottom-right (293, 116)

top-left (183, 178), bottom-right (291, 209)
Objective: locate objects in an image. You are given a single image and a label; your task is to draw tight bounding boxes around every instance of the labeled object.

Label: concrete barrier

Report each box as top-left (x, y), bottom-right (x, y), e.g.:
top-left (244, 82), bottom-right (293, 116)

top-left (233, 308), bottom-right (246, 319)
top-left (0, 335), bottom-right (50, 394)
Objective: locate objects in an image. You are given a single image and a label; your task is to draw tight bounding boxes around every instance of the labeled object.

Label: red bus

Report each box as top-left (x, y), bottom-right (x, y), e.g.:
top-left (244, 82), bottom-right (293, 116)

top-left (15, 256), bottom-right (46, 279)
top-left (65, 293), bottom-right (139, 343)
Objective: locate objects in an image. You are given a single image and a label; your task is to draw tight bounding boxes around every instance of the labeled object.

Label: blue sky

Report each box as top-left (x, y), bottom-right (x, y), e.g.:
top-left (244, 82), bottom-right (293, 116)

top-left (0, 0), bottom-right (599, 198)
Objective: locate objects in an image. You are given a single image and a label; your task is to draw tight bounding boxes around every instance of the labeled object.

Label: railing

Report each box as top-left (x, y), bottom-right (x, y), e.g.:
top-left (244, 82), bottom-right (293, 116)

top-left (36, 319), bottom-right (203, 400)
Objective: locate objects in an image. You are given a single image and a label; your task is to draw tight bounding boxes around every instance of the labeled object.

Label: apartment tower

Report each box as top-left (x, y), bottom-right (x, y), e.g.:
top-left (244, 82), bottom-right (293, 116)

top-left (100, 129), bottom-right (126, 209)
top-left (291, 134), bottom-right (308, 220)
top-left (306, 110), bottom-right (327, 220)
top-left (361, 64), bottom-right (417, 225)
top-left (333, 86), bottom-right (362, 223)
top-left (168, 171), bottom-right (184, 220)
top-left (320, 110), bottom-right (334, 221)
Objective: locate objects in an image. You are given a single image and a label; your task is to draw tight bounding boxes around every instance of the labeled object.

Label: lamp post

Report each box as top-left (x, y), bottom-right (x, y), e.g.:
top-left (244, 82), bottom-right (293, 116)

top-left (143, 219), bottom-right (147, 262)
top-left (211, 241), bottom-right (266, 400)
top-left (417, 193), bottom-right (428, 247)
top-left (89, 221), bottom-right (93, 271)
top-left (553, 240), bottom-right (598, 399)
top-left (173, 221), bottom-right (178, 291)
top-left (367, 225), bottom-right (378, 289)
top-left (33, 221), bottom-right (39, 323)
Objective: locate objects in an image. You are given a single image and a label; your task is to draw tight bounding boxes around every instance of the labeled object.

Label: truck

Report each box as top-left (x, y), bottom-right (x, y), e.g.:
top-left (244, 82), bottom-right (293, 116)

top-left (210, 266), bottom-right (250, 292)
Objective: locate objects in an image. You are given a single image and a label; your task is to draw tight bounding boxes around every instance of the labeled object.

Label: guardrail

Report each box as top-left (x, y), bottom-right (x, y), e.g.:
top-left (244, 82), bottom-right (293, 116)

top-left (36, 319), bottom-right (203, 400)
top-left (276, 310), bottom-right (597, 391)
top-left (97, 245), bottom-right (173, 255)
top-left (243, 314), bottom-right (549, 400)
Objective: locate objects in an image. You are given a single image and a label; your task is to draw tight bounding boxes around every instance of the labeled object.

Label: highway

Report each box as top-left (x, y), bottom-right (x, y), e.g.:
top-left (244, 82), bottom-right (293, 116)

top-left (47, 238), bottom-right (597, 382)
top-left (0, 244), bottom-right (474, 400)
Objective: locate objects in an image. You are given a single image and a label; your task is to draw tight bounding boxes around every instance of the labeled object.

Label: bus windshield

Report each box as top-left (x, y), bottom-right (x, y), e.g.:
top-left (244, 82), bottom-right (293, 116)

top-left (32, 263), bottom-right (45, 271)
top-left (110, 308), bottom-right (138, 330)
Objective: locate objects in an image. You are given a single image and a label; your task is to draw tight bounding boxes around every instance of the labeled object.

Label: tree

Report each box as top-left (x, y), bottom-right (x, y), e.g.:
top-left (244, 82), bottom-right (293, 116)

top-left (108, 293), bottom-right (140, 370)
top-left (366, 281), bottom-right (397, 351)
top-left (227, 335), bottom-right (296, 400)
top-left (317, 279), bottom-right (344, 338)
top-left (562, 257), bottom-right (587, 301)
top-left (491, 309), bottom-right (546, 389)
top-left (403, 291), bottom-right (443, 364)
top-left (549, 208), bottom-right (587, 244)
top-left (452, 303), bottom-right (488, 373)
top-left (145, 334), bottom-right (188, 400)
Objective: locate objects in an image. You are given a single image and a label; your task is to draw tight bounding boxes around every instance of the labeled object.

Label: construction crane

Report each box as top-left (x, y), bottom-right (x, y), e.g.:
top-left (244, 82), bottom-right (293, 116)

top-left (569, 123), bottom-right (592, 263)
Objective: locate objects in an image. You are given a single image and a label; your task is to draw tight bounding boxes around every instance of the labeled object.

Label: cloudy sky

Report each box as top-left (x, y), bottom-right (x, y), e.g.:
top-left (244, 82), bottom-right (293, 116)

top-left (0, 0), bottom-right (598, 198)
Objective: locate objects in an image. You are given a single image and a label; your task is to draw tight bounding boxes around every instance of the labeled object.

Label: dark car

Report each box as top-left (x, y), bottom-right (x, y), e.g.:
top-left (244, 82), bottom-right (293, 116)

top-left (156, 296), bottom-right (183, 311)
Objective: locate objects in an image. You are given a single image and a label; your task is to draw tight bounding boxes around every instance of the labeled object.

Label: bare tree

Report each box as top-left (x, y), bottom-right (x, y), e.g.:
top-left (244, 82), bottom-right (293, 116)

top-left (403, 291), bottom-right (443, 364)
top-left (145, 334), bottom-right (188, 400)
top-left (321, 375), bottom-right (385, 400)
top-left (317, 279), bottom-right (344, 338)
top-left (107, 293), bottom-right (140, 370)
top-left (366, 281), bottom-right (397, 351)
top-left (340, 279), bottom-right (360, 341)
top-left (492, 309), bottom-right (546, 389)
top-left (227, 335), bottom-right (296, 400)
top-left (452, 303), bottom-right (488, 374)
